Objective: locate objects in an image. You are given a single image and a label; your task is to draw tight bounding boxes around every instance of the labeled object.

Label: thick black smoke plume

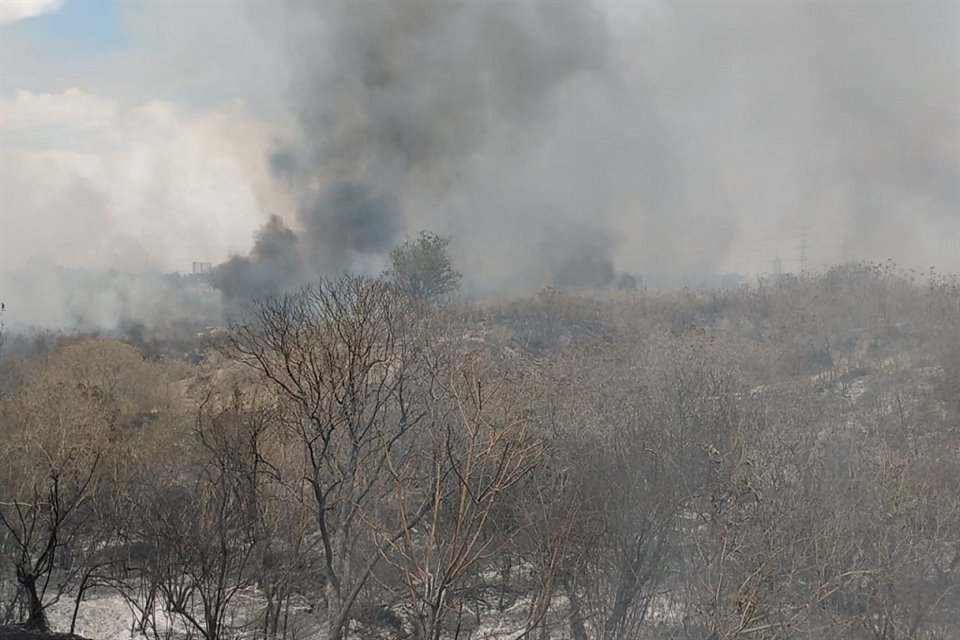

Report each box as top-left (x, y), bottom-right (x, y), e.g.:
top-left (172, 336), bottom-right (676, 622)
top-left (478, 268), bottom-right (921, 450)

top-left (212, 0), bottom-right (611, 302)
top-left (211, 215), bottom-right (301, 304)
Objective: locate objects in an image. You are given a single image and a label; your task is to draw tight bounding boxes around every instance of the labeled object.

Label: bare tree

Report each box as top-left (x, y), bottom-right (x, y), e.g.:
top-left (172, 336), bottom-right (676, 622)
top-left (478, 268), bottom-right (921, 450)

top-left (221, 276), bottom-right (432, 640)
top-left (368, 350), bottom-right (544, 640)
top-left (0, 461), bottom-right (99, 631)
top-left (0, 340), bottom-right (125, 631)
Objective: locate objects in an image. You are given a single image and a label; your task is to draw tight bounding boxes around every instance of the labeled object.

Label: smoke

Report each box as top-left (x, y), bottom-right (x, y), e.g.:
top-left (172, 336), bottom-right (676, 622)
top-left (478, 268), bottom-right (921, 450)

top-left (0, 266), bottom-right (222, 334)
top-left (213, 0), bottom-right (957, 303)
top-left (0, 89), bottom-right (292, 329)
top-left (2, 0), bottom-right (957, 326)
top-left (212, 0), bottom-right (611, 301)
top-left (211, 215), bottom-right (301, 304)
top-left (300, 183), bottom-right (403, 273)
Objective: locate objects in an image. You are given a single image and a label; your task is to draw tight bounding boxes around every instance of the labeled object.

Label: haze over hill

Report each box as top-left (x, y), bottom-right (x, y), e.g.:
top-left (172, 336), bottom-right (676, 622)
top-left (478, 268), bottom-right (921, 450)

top-left (1, 0), bottom-right (958, 328)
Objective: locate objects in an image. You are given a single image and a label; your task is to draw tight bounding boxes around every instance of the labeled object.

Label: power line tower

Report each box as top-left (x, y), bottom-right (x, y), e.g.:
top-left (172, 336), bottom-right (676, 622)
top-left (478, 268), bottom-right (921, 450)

top-left (794, 225), bottom-right (811, 273)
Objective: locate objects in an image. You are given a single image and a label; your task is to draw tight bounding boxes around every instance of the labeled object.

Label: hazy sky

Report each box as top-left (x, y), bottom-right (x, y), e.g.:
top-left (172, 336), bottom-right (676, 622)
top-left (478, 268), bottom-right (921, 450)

top-left (1, 0), bottom-right (958, 309)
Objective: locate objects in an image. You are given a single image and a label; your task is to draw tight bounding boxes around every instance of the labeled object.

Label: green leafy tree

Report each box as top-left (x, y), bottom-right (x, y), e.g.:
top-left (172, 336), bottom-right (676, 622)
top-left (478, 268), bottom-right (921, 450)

top-left (388, 231), bottom-right (461, 303)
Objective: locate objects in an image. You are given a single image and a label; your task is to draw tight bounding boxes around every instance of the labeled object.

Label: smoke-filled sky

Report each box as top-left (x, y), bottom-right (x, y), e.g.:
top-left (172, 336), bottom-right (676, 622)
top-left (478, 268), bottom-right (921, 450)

top-left (1, 0), bottom-right (958, 325)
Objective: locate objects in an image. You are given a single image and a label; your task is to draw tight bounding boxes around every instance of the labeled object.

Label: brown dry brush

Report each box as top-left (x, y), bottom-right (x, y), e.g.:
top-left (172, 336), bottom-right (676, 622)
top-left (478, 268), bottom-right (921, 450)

top-left (0, 265), bottom-right (956, 639)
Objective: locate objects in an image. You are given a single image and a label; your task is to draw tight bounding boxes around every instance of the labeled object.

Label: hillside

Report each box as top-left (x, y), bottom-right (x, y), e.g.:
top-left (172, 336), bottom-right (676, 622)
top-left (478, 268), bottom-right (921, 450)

top-left (1, 265), bottom-right (957, 640)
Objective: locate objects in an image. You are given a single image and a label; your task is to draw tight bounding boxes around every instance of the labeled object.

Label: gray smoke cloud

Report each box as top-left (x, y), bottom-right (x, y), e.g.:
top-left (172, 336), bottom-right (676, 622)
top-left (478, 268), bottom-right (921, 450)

top-left (3, 0), bottom-right (957, 327)
top-left (212, 0), bottom-right (612, 301)
top-left (213, 0), bottom-right (958, 303)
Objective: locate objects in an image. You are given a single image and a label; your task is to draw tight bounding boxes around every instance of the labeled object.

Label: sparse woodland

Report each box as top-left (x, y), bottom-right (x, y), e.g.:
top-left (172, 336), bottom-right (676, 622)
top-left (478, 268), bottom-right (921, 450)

top-left (1, 263), bottom-right (958, 640)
